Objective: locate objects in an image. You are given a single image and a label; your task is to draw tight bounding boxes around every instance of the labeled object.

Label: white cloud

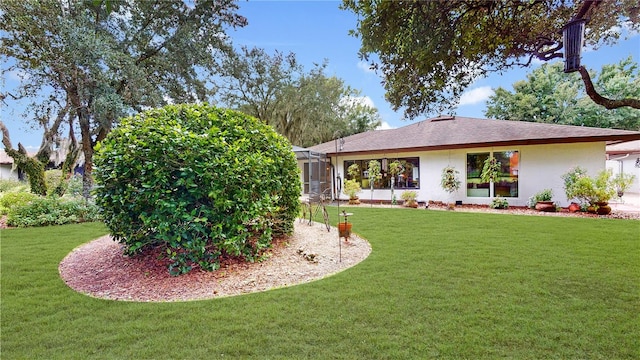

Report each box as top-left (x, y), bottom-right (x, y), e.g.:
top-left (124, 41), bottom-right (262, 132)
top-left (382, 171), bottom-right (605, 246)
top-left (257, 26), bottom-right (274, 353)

top-left (376, 121), bottom-right (394, 130)
top-left (357, 61), bottom-right (375, 74)
top-left (621, 20), bottom-right (640, 37)
top-left (602, 21), bottom-right (640, 39)
top-left (340, 95), bottom-right (375, 108)
top-left (458, 86), bottom-right (494, 106)
top-left (356, 95), bottom-right (375, 108)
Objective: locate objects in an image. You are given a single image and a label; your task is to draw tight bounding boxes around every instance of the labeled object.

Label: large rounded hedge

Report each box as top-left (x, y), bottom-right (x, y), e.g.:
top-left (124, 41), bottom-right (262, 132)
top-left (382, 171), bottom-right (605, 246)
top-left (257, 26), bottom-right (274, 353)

top-left (94, 104), bottom-right (300, 275)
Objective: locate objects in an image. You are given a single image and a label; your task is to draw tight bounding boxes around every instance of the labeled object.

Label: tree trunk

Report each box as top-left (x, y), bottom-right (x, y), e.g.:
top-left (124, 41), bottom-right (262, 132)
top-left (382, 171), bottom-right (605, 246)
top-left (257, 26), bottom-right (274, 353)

top-left (68, 82), bottom-right (95, 199)
top-left (0, 121), bottom-right (47, 195)
top-left (53, 125), bottom-right (80, 196)
top-left (34, 101), bottom-right (70, 167)
top-left (78, 108), bottom-right (94, 199)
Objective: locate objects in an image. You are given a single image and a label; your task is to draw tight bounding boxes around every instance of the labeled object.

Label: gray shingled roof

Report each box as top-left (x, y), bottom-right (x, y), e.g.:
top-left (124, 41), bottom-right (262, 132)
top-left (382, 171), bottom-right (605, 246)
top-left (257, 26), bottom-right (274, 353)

top-left (309, 116), bottom-right (640, 155)
top-left (606, 140), bottom-right (640, 155)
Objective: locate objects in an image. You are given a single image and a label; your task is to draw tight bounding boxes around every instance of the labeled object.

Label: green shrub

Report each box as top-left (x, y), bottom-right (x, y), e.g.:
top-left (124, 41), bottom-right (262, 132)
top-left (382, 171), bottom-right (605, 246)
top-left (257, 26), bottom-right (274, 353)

top-left (45, 170), bottom-right (63, 195)
top-left (94, 104), bottom-right (300, 275)
top-left (490, 197), bottom-right (509, 209)
top-left (6, 196), bottom-right (101, 227)
top-left (64, 175), bottom-right (83, 197)
top-left (562, 167), bottom-right (616, 205)
top-left (343, 179), bottom-right (361, 200)
top-left (401, 190), bottom-right (418, 207)
top-left (0, 191), bottom-right (39, 215)
top-left (0, 179), bottom-right (27, 193)
top-left (400, 190), bottom-right (418, 202)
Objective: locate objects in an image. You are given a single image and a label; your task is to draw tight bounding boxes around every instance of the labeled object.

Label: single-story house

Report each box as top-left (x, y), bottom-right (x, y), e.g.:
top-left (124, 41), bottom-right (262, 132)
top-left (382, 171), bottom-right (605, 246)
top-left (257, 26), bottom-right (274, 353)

top-left (301, 116), bottom-right (640, 207)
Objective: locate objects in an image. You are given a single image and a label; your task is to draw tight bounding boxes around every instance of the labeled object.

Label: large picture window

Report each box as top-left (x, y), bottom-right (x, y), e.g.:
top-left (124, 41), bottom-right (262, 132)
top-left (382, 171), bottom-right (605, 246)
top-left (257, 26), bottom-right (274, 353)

top-left (344, 157), bottom-right (420, 189)
top-left (466, 151), bottom-right (519, 198)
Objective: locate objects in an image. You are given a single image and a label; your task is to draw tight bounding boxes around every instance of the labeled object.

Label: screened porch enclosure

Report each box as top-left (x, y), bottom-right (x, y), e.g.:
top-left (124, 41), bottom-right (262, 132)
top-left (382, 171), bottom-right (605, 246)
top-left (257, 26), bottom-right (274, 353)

top-left (293, 146), bottom-right (331, 201)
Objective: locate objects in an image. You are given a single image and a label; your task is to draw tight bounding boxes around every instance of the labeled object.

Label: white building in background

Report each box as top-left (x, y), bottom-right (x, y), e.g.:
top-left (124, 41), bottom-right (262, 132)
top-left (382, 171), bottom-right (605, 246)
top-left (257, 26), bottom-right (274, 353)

top-left (606, 140), bottom-right (640, 206)
top-left (0, 150), bottom-right (21, 180)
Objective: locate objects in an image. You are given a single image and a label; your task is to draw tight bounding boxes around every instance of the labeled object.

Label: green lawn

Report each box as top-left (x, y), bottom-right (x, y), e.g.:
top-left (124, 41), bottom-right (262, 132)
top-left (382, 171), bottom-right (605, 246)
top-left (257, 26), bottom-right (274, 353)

top-left (2, 208), bottom-right (639, 359)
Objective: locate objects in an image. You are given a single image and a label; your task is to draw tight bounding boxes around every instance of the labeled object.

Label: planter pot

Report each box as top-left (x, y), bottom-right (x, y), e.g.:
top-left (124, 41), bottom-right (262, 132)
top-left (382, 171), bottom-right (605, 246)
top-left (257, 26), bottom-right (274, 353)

top-left (405, 201), bottom-right (418, 208)
top-left (348, 198), bottom-right (360, 205)
top-left (595, 202), bottom-right (612, 215)
top-left (338, 222), bottom-right (352, 240)
top-left (588, 202), bottom-right (611, 215)
top-left (568, 202), bottom-right (581, 213)
top-left (535, 201), bottom-right (556, 212)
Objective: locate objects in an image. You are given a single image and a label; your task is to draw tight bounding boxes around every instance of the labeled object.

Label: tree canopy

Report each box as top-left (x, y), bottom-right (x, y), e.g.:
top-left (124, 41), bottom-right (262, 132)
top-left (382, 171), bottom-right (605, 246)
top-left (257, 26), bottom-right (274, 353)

top-left (218, 46), bottom-right (381, 147)
top-left (485, 58), bottom-right (640, 130)
top-left (341, 0), bottom-right (640, 119)
top-left (1, 0), bottom-right (246, 196)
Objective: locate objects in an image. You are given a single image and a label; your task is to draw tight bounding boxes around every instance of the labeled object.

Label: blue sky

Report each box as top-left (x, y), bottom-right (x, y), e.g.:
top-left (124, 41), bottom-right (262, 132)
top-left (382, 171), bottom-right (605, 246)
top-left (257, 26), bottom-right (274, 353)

top-left (2, 0), bottom-right (639, 149)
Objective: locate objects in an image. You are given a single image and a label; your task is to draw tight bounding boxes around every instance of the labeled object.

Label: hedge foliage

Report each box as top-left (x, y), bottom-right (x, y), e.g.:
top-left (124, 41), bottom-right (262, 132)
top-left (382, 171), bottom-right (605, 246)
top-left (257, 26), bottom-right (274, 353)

top-left (94, 104), bottom-right (301, 275)
top-left (6, 196), bottom-right (101, 227)
top-left (1, 175), bottom-right (99, 226)
top-left (0, 191), bottom-right (39, 215)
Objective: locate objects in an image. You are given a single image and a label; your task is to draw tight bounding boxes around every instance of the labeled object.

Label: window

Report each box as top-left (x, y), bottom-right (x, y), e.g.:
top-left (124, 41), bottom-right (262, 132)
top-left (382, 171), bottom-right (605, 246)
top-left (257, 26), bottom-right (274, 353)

top-left (493, 151), bottom-right (519, 197)
top-left (344, 157), bottom-right (420, 189)
top-left (467, 153), bottom-right (490, 197)
top-left (466, 151), bottom-right (519, 198)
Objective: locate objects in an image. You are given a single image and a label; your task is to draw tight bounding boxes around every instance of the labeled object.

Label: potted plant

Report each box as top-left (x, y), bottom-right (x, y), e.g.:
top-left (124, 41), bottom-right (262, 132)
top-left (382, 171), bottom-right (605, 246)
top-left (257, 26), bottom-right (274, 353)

top-left (562, 166), bottom-right (588, 212)
top-left (440, 166), bottom-right (461, 210)
top-left (588, 169), bottom-right (616, 214)
top-left (343, 180), bottom-right (362, 205)
top-left (528, 188), bottom-right (555, 212)
top-left (401, 190), bottom-right (418, 208)
top-left (344, 163), bottom-right (362, 205)
top-left (489, 197), bottom-right (509, 209)
top-left (367, 160), bottom-right (382, 206)
top-left (612, 172), bottom-right (636, 198)
top-left (563, 167), bottom-right (615, 214)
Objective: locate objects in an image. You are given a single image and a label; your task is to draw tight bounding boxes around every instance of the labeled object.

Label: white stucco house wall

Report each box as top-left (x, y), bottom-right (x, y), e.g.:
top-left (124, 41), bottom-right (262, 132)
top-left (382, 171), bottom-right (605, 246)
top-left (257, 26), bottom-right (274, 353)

top-left (300, 116), bottom-right (640, 208)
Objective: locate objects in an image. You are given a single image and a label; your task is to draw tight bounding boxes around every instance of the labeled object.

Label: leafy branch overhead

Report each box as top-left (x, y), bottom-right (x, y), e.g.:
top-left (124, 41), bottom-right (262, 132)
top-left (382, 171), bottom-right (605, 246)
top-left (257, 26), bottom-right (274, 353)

top-left (341, 0), bottom-right (640, 118)
top-left (485, 58), bottom-right (640, 130)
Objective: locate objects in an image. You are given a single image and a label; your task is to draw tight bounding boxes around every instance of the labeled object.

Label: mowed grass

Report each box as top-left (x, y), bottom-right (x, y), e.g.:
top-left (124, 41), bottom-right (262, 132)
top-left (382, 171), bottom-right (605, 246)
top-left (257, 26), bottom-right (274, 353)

top-left (1, 208), bottom-right (638, 359)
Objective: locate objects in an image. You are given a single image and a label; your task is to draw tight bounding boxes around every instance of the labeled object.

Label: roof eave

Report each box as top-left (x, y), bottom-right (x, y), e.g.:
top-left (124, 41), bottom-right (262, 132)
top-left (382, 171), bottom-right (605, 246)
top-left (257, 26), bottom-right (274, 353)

top-left (323, 134), bottom-right (640, 156)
